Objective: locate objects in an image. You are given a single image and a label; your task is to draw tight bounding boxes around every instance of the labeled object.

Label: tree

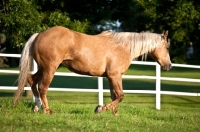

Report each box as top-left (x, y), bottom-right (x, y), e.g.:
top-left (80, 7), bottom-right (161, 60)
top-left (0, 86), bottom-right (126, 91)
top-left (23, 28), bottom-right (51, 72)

top-left (120, 0), bottom-right (200, 63)
top-left (0, 0), bottom-right (44, 49)
top-left (167, 0), bottom-right (199, 63)
top-left (1, 0), bottom-right (200, 63)
top-left (0, 0), bottom-right (89, 50)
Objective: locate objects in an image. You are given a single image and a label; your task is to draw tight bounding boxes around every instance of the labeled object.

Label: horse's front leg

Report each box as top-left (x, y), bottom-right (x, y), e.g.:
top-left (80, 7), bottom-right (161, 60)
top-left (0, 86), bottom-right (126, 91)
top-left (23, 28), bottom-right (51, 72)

top-left (109, 78), bottom-right (119, 115)
top-left (95, 75), bottom-right (124, 115)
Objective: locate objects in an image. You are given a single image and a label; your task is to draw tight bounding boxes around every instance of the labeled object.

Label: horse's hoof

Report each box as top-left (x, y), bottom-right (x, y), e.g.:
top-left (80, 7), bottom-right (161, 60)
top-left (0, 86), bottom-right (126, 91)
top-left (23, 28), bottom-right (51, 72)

top-left (44, 109), bottom-right (54, 114)
top-left (49, 110), bottom-right (54, 114)
top-left (94, 105), bottom-right (103, 114)
top-left (112, 107), bottom-right (119, 115)
top-left (113, 112), bottom-right (119, 116)
top-left (33, 106), bottom-right (39, 112)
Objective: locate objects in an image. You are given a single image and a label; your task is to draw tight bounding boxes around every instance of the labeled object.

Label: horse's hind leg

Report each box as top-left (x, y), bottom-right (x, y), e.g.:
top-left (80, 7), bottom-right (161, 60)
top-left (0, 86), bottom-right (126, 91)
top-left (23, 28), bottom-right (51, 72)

top-left (38, 68), bottom-right (56, 114)
top-left (27, 68), bottom-right (43, 112)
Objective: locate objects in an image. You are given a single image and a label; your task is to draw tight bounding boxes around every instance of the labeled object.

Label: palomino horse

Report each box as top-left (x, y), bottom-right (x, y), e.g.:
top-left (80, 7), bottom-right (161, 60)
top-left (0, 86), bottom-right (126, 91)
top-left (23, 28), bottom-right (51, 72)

top-left (14, 26), bottom-right (172, 115)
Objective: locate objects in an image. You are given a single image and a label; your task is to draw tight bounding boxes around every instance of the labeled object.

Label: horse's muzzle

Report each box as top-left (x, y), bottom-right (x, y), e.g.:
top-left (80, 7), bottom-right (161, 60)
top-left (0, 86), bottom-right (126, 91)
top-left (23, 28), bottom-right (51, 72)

top-left (162, 63), bottom-right (172, 71)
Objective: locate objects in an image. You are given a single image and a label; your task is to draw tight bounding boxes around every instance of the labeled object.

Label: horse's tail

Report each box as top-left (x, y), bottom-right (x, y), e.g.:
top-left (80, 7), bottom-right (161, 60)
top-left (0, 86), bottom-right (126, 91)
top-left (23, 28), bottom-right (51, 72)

top-left (13, 33), bottom-right (39, 105)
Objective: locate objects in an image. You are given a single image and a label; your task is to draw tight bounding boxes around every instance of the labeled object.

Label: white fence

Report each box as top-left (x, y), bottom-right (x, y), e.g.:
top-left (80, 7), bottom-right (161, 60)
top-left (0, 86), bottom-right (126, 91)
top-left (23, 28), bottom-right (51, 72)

top-left (0, 53), bottom-right (200, 110)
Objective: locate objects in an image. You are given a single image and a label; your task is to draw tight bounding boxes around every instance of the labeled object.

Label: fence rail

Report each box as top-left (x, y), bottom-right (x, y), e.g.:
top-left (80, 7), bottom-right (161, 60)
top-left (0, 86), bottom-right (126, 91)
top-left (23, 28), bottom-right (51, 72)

top-left (0, 53), bottom-right (200, 110)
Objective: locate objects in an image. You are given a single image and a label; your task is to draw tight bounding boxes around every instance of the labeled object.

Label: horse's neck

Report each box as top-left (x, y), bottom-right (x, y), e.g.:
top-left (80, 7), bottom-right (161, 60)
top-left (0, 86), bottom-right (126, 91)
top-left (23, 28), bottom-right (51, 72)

top-left (130, 44), bottom-right (151, 60)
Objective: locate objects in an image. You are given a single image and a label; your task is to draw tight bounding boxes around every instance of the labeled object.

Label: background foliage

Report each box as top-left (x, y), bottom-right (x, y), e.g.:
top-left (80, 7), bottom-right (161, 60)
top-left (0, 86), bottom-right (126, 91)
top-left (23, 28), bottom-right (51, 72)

top-left (0, 0), bottom-right (89, 51)
top-left (0, 0), bottom-right (200, 63)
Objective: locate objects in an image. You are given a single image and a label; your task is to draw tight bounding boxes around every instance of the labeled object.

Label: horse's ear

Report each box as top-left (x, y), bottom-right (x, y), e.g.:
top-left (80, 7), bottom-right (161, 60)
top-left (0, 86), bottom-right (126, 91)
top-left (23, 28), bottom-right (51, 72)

top-left (163, 30), bottom-right (168, 39)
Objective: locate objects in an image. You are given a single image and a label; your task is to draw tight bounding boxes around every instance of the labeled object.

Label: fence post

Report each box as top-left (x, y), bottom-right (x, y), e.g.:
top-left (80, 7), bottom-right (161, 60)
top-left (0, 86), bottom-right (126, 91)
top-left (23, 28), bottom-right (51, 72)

top-left (156, 63), bottom-right (161, 110)
top-left (98, 77), bottom-right (103, 106)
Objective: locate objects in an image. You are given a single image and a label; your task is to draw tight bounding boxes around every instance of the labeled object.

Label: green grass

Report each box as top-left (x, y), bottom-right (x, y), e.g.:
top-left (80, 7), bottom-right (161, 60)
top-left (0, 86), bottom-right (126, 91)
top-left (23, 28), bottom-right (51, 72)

top-left (0, 92), bottom-right (200, 132)
top-left (0, 64), bottom-right (200, 131)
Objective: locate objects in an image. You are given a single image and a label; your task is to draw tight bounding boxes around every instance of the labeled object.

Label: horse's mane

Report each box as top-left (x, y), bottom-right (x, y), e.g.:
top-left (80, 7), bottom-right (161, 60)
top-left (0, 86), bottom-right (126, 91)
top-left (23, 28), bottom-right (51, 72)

top-left (101, 31), bottom-right (162, 59)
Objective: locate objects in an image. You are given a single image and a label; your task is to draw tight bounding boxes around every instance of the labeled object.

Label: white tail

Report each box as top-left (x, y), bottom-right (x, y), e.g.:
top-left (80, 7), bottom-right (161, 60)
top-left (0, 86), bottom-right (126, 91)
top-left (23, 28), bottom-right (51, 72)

top-left (13, 33), bottom-right (39, 104)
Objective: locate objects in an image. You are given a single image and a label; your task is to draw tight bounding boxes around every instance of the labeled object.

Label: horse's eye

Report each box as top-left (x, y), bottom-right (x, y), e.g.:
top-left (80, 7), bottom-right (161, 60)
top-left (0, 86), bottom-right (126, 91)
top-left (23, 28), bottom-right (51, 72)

top-left (166, 47), bottom-right (169, 51)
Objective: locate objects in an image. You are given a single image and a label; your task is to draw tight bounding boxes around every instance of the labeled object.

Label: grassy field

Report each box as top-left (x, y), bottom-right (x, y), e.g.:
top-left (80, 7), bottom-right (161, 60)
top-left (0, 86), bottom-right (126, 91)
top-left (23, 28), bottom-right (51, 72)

top-left (0, 92), bottom-right (200, 132)
top-left (0, 64), bottom-right (200, 131)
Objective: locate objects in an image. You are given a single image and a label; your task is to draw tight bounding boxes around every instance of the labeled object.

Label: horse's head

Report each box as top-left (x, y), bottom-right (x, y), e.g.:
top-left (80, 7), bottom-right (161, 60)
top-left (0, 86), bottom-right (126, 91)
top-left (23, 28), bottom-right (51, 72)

top-left (150, 31), bottom-right (172, 71)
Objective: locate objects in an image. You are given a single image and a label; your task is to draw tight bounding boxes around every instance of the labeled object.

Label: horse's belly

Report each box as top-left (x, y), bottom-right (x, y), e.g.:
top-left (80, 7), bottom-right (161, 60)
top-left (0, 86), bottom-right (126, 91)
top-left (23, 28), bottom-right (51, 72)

top-left (62, 60), bottom-right (106, 77)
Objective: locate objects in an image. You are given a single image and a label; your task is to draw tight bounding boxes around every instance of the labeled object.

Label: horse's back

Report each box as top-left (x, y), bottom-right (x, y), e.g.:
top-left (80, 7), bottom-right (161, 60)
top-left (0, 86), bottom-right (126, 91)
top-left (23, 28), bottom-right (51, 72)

top-left (32, 26), bottom-right (131, 76)
top-left (33, 26), bottom-right (114, 60)
top-left (34, 26), bottom-right (105, 51)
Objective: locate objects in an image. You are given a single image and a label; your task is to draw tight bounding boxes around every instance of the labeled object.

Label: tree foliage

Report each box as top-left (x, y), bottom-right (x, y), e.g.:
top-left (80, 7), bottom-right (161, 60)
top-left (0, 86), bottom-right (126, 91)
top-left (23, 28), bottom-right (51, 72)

top-left (0, 0), bottom-right (89, 50)
top-left (0, 0), bottom-right (44, 48)
top-left (0, 0), bottom-right (199, 63)
top-left (127, 0), bottom-right (200, 63)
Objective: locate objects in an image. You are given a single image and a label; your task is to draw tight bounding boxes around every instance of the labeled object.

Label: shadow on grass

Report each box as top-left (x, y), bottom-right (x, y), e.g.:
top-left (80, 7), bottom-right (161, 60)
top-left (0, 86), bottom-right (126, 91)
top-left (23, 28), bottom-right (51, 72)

top-left (161, 81), bottom-right (200, 93)
top-left (0, 91), bottom-right (15, 97)
top-left (171, 96), bottom-right (200, 103)
top-left (0, 90), bottom-right (27, 97)
top-left (0, 74), bottom-right (18, 86)
top-left (21, 100), bottom-right (35, 110)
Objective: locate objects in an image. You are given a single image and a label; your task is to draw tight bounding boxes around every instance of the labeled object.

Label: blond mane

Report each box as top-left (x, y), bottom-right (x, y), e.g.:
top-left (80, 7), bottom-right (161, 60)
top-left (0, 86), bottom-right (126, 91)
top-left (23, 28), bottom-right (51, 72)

top-left (101, 31), bottom-right (163, 59)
